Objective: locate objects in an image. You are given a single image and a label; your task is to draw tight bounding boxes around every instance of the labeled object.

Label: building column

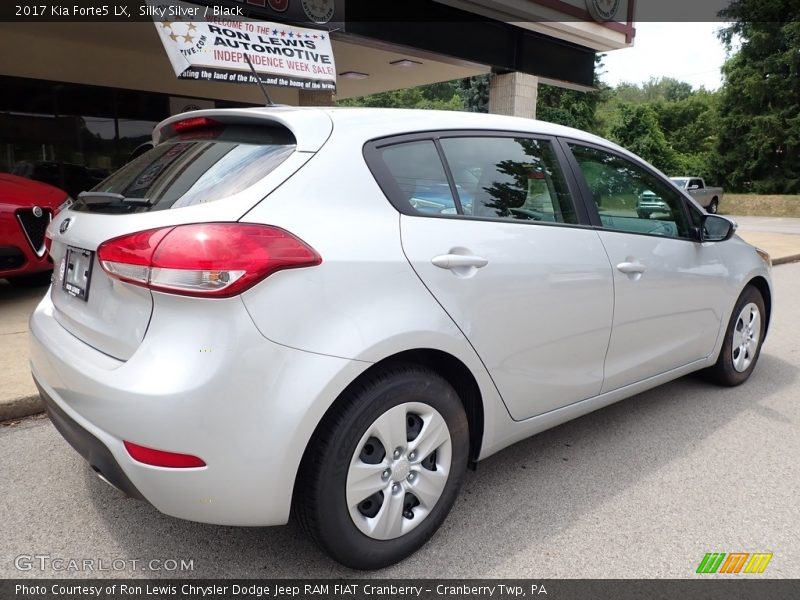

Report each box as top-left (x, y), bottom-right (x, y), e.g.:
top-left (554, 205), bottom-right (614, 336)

top-left (488, 72), bottom-right (538, 119)
top-left (298, 90), bottom-right (334, 107)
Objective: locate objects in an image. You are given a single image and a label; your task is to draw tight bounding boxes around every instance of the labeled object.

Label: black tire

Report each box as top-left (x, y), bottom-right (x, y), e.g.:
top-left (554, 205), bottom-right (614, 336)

top-left (708, 198), bottom-right (719, 214)
top-left (701, 286), bottom-right (766, 386)
top-left (293, 365), bottom-right (469, 570)
top-left (7, 271), bottom-right (52, 287)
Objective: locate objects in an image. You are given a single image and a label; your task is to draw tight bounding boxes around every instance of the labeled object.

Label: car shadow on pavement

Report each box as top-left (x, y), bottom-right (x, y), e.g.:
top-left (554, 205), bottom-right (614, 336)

top-left (0, 280), bottom-right (49, 303)
top-left (84, 352), bottom-right (797, 578)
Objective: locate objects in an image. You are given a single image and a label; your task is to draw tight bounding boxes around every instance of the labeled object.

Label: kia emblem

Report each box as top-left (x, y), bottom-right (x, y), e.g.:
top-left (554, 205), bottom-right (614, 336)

top-left (59, 218), bottom-right (72, 234)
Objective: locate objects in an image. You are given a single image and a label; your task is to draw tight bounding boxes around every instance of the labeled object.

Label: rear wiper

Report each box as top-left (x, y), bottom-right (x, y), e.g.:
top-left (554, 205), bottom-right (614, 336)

top-left (77, 191), bottom-right (152, 205)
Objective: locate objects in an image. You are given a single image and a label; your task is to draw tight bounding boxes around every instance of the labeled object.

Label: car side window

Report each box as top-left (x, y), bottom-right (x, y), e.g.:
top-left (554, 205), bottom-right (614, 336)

top-left (690, 178), bottom-right (704, 189)
top-left (569, 144), bottom-right (690, 239)
top-left (439, 137), bottom-right (578, 224)
top-left (376, 140), bottom-right (457, 215)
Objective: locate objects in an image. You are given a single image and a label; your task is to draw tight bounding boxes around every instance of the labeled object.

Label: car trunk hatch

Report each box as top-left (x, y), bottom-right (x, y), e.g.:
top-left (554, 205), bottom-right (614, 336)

top-left (45, 111), bottom-right (327, 360)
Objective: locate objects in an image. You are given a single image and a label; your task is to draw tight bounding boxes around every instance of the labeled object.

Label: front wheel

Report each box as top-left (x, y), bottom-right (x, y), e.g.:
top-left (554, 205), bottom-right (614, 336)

top-left (707, 198), bottom-right (719, 214)
top-left (293, 365), bottom-right (469, 569)
top-left (701, 286), bottom-right (765, 386)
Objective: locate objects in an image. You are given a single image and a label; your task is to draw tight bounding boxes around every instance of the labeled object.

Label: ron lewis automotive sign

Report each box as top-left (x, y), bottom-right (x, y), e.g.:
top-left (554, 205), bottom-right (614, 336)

top-left (150, 2), bottom-right (336, 91)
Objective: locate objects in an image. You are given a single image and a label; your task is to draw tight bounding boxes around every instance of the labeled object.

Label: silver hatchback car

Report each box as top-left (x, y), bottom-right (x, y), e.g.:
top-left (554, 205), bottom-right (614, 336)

top-left (31, 108), bottom-right (772, 569)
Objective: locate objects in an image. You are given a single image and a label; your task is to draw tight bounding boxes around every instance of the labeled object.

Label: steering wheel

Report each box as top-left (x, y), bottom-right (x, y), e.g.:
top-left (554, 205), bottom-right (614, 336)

top-left (509, 207), bottom-right (544, 221)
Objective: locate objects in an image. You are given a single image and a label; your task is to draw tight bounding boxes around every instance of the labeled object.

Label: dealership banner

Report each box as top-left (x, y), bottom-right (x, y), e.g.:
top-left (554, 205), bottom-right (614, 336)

top-left (150, 1), bottom-right (336, 91)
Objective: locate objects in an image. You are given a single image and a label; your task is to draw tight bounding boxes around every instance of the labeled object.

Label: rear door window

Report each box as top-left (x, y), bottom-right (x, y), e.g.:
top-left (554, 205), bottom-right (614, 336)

top-left (369, 134), bottom-right (578, 224)
top-left (374, 140), bottom-right (457, 215)
top-left (71, 125), bottom-right (296, 213)
top-left (439, 136), bottom-right (577, 224)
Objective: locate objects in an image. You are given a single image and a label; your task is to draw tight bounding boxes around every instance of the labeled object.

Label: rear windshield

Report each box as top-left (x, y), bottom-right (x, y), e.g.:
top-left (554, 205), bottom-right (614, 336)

top-left (71, 125), bottom-right (296, 213)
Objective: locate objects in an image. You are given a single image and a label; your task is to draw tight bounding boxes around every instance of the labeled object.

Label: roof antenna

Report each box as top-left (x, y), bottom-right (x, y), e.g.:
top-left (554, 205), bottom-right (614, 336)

top-left (243, 54), bottom-right (274, 107)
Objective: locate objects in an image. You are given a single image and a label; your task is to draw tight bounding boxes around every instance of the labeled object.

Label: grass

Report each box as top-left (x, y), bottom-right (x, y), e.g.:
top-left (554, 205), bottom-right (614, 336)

top-left (720, 194), bottom-right (800, 218)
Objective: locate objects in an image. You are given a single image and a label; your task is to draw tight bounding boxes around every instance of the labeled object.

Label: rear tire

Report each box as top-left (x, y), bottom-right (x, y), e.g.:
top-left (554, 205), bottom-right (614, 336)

top-left (707, 198), bottom-right (719, 214)
top-left (293, 365), bottom-right (469, 569)
top-left (701, 286), bottom-right (765, 386)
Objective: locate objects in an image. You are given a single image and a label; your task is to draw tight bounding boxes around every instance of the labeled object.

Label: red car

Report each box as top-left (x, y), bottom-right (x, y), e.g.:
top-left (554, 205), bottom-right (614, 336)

top-left (0, 173), bottom-right (67, 286)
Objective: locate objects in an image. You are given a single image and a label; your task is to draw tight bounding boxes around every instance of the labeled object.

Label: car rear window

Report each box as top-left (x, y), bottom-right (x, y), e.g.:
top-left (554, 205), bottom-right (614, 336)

top-left (71, 125), bottom-right (296, 213)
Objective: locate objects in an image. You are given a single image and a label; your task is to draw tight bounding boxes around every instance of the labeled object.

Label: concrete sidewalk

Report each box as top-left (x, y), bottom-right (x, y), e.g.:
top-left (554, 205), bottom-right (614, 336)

top-left (2, 219), bottom-right (800, 421)
top-left (0, 282), bottom-right (47, 421)
top-left (736, 231), bottom-right (800, 264)
top-left (732, 215), bottom-right (800, 265)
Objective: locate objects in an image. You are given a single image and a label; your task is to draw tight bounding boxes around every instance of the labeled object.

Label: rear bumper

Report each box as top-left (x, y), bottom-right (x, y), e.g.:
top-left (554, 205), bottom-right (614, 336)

top-left (30, 290), bottom-right (368, 526)
top-left (36, 379), bottom-right (145, 500)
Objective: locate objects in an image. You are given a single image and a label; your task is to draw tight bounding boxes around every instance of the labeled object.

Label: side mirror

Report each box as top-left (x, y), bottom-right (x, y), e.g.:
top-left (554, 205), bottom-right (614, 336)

top-left (688, 184), bottom-right (699, 190)
top-left (701, 214), bottom-right (736, 242)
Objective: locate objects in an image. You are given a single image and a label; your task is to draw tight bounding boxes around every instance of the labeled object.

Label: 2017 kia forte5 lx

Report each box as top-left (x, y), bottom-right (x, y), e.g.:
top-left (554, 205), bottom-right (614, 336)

top-left (30, 108), bottom-right (772, 569)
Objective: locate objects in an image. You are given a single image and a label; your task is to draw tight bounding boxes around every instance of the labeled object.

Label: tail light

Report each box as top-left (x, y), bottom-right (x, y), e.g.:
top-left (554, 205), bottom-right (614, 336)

top-left (97, 223), bottom-right (321, 298)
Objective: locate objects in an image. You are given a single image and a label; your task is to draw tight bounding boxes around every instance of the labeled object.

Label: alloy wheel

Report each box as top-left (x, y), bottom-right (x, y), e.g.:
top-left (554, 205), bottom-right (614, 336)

top-left (731, 302), bottom-right (761, 373)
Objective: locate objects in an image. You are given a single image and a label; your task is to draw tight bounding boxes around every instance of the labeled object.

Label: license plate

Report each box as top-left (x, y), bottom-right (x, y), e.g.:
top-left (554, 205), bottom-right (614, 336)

top-left (62, 247), bottom-right (94, 301)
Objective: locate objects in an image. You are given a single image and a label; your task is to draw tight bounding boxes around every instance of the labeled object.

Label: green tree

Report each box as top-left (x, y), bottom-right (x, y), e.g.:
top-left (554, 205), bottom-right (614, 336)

top-left (714, 0), bottom-right (800, 192)
top-left (608, 103), bottom-right (677, 173)
top-left (652, 91), bottom-right (719, 179)
top-left (537, 84), bottom-right (607, 134)
top-left (459, 75), bottom-right (490, 113)
top-left (336, 81), bottom-right (464, 111)
top-left (536, 55), bottom-right (608, 134)
top-left (642, 77), bottom-right (694, 102)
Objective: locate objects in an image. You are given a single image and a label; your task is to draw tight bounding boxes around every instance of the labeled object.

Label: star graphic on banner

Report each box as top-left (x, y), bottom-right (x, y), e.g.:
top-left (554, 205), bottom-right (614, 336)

top-left (183, 33), bottom-right (194, 43)
top-left (160, 21), bottom-right (172, 29)
top-left (272, 28), bottom-right (278, 35)
top-left (288, 32), bottom-right (294, 38)
top-left (187, 23), bottom-right (197, 31)
top-left (319, 34), bottom-right (325, 40)
top-left (280, 30), bottom-right (286, 36)
top-left (169, 31), bottom-right (179, 41)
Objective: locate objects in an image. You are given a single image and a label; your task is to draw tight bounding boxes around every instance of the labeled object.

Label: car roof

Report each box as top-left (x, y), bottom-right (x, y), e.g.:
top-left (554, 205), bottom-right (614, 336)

top-left (155, 106), bottom-right (616, 153)
top-left (322, 107), bottom-right (608, 143)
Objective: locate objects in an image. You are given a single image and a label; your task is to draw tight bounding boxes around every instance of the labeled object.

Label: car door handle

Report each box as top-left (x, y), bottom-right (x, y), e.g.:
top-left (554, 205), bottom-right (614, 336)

top-left (431, 254), bottom-right (489, 270)
top-left (616, 261), bottom-right (646, 274)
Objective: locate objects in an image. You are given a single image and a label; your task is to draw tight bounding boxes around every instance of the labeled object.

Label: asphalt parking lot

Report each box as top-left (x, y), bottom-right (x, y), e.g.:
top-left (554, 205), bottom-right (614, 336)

top-left (1, 262), bottom-right (798, 579)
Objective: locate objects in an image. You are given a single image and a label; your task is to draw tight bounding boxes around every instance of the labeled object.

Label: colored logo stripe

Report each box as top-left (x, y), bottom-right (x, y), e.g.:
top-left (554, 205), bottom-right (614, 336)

top-left (719, 553), bottom-right (749, 573)
top-left (697, 552), bottom-right (773, 574)
top-left (697, 553), bottom-right (726, 573)
top-left (744, 553), bottom-right (773, 573)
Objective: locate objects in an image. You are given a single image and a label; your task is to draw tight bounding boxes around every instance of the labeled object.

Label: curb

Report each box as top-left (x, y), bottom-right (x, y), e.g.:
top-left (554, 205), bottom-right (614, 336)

top-left (773, 253), bottom-right (800, 266)
top-left (0, 394), bottom-right (44, 422)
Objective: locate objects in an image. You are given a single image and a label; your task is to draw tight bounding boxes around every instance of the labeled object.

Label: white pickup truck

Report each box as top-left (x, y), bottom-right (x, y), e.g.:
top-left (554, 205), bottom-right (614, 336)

top-left (670, 177), bottom-right (724, 214)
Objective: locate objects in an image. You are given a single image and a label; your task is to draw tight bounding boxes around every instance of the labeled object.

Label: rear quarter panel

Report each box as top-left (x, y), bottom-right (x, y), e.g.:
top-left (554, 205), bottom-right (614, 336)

top-left (239, 132), bottom-right (511, 445)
